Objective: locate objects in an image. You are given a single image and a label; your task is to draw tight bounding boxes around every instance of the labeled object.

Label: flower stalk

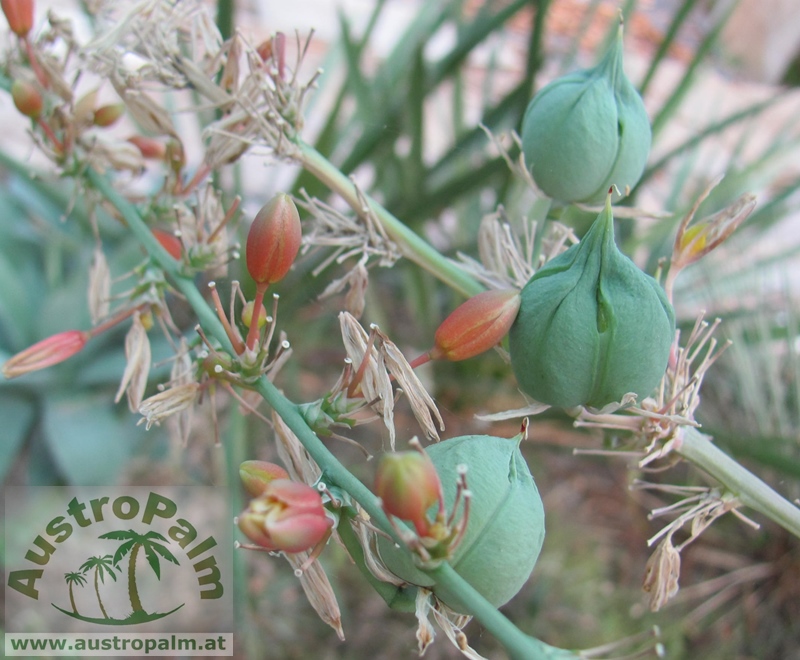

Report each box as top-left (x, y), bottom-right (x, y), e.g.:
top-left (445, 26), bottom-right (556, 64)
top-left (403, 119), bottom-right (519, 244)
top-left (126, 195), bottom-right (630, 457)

top-left (295, 139), bottom-right (484, 299)
top-left (84, 165), bottom-right (575, 659)
top-left (85, 149), bottom-right (800, 657)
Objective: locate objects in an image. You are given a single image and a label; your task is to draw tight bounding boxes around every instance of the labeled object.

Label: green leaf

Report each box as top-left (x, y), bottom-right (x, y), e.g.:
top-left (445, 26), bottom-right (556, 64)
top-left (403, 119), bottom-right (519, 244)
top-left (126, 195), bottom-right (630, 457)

top-left (0, 393), bottom-right (36, 481)
top-left (650, 0), bottom-right (741, 138)
top-left (42, 392), bottom-right (142, 485)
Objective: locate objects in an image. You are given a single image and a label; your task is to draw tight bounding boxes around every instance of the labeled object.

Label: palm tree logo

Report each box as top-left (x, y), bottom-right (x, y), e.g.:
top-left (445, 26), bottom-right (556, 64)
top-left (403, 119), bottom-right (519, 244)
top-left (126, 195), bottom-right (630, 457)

top-left (63, 571), bottom-right (87, 615)
top-left (79, 555), bottom-right (118, 619)
top-left (99, 529), bottom-right (181, 621)
top-left (53, 529), bottom-right (184, 625)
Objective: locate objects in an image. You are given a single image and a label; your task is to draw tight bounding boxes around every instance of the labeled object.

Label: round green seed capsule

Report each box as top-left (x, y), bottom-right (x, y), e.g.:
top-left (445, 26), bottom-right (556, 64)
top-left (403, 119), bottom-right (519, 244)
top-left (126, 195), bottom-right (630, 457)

top-left (378, 434), bottom-right (545, 613)
top-left (508, 196), bottom-right (675, 409)
top-left (521, 25), bottom-right (651, 204)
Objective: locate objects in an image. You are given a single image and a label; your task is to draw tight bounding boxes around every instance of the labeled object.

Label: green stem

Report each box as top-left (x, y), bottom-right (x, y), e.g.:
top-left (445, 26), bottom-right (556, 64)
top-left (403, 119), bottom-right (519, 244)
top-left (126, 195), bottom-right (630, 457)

top-left (677, 427), bottom-right (800, 538)
top-left (337, 508), bottom-right (415, 610)
top-left (295, 139), bottom-right (484, 299)
top-left (84, 165), bottom-right (571, 658)
top-left (425, 564), bottom-right (577, 660)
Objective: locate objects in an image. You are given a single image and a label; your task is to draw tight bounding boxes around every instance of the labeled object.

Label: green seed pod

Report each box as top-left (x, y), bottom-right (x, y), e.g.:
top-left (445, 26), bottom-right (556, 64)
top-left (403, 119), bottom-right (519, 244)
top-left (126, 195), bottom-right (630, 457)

top-left (377, 434), bottom-right (545, 613)
top-left (509, 196), bottom-right (675, 409)
top-left (521, 24), bottom-right (651, 204)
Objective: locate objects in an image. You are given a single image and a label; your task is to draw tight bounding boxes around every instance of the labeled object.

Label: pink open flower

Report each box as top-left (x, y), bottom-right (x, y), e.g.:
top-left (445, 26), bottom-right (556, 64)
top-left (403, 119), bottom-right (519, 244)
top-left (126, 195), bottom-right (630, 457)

top-left (238, 479), bottom-right (333, 553)
top-left (3, 330), bottom-right (88, 379)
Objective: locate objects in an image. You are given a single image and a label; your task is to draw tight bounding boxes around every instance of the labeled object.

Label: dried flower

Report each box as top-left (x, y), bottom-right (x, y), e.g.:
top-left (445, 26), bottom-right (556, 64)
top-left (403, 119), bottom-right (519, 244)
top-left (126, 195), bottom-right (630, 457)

top-left (3, 330), bottom-right (88, 378)
top-left (642, 537), bottom-right (681, 611)
top-left (284, 549), bottom-right (344, 640)
top-left (237, 479), bottom-right (333, 553)
top-left (114, 312), bottom-right (151, 412)
top-left (246, 193), bottom-right (302, 286)
top-left (665, 176), bottom-right (756, 300)
top-left (138, 383), bottom-right (200, 430)
top-left (429, 289), bottom-right (520, 362)
top-left (88, 247), bottom-right (111, 324)
top-left (1, 0), bottom-right (34, 38)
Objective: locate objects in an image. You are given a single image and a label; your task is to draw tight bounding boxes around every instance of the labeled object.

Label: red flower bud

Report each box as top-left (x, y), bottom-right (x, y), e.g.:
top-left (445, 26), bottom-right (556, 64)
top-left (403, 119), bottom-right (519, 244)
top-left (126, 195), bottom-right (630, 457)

top-left (2, 0), bottom-right (34, 38)
top-left (239, 460), bottom-right (290, 497)
top-left (245, 193), bottom-right (302, 286)
top-left (93, 103), bottom-right (125, 127)
top-left (430, 289), bottom-right (521, 361)
top-left (375, 451), bottom-right (442, 537)
top-left (237, 479), bottom-right (332, 553)
top-left (3, 330), bottom-right (88, 379)
top-left (127, 136), bottom-right (167, 160)
top-left (11, 79), bottom-right (42, 119)
top-left (151, 228), bottom-right (182, 260)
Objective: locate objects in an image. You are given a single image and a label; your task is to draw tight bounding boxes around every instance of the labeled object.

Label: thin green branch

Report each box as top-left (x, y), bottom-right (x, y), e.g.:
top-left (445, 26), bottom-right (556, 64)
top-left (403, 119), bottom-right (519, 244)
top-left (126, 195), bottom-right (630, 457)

top-left (85, 165), bottom-right (571, 658)
top-left (677, 427), bottom-right (800, 538)
top-left (295, 139), bottom-right (485, 298)
top-left (425, 564), bottom-right (578, 660)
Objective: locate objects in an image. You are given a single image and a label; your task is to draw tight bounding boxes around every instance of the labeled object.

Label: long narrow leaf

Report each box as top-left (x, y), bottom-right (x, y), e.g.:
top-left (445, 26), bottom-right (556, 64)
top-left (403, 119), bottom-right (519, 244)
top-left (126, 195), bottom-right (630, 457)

top-left (651, 0), bottom-right (741, 138)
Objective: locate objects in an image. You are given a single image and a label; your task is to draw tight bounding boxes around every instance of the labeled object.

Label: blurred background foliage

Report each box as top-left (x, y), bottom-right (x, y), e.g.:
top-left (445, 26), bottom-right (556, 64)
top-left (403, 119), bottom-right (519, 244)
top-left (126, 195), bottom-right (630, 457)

top-left (2, 0), bottom-right (800, 657)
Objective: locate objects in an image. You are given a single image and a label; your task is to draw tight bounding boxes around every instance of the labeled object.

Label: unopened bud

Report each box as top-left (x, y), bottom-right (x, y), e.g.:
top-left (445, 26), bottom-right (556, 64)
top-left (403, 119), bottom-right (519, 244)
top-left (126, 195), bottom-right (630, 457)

top-left (1, 0), bottom-right (34, 38)
top-left (151, 228), bottom-right (182, 260)
top-left (93, 103), bottom-right (125, 127)
top-left (430, 289), bottom-right (520, 362)
top-left (11, 79), bottom-right (42, 119)
top-left (239, 460), bottom-right (290, 497)
top-left (374, 450), bottom-right (441, 537)
top-left (3, 330), bottom-right (88, 379)
top-left (245, 193), bottom-right (302, 286)
top-left (127, 136), bottom-right (167, 160)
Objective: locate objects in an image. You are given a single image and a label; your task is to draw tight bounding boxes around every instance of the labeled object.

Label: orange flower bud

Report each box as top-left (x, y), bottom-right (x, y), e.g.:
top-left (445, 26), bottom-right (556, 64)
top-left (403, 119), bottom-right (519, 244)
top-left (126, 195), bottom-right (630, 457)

top-left (3, 330), bottom-right (88, 379)
top-left (127, 136), bottom-right (167, 160)
top-left (430, 289), bottom-right (521, 362)
top-left (11, 79), bottom-right (42, 118)
top-left (93, 103), bottom-right (125, 127)
top-left (1, 0), bottom-right (34, 38)
top-left (151, 228), bottom-right (182, 260)
top-left (237, 479), bottom-right (332, 553)
top-left (245, 193), bottom-right (302, 286)
top-left (375, 451), bottom-right (442, 537)
top-left (239, 460), bottom-right (290, 497)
